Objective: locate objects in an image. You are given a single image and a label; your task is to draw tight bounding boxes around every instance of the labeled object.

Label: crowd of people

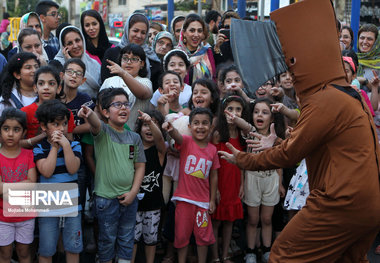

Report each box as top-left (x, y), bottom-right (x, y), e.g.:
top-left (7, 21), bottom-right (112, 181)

top-left (0, 1), bottom-right (379, 263)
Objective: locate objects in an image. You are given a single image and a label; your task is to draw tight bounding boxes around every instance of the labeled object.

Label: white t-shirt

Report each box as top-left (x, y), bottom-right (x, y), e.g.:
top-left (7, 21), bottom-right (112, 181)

top-left (100, 76), bottom-right (153, 130)
top-left (0, 88), bottom-right (37, 114)
top-left (150, 83), bottom-right (192, 107)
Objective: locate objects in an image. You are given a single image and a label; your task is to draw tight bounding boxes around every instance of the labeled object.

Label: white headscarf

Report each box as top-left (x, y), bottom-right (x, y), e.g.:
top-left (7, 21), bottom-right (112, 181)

top-left (54, 25), bottom-right (101, 99)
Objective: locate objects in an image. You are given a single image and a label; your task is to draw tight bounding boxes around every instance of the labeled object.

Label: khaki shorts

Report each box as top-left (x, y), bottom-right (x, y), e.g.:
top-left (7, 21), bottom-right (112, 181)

top-left (244, 170), bottom-right (280, 207)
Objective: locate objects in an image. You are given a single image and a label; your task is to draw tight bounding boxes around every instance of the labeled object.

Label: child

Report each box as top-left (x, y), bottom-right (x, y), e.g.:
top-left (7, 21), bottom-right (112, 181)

top-left (132, 110), bottom-right (166, 263)
top-left (157, 71), bottom-right (183, 115)
top-left (61, 58), bottom-right (95, 216)
top-left (181, 78), bottom-right (220, 119)
top-left (78, 88), bottom-right (146, 263)
top-left (211, 94), bottom-right (248, 263)
top-left (33, 100), bottom-right (83, 263)
top-left (62, 58), bottom-right (95, 137)
top-left (21, 66), bottom-right (75, 147)
top-left (162, 107), bottom-right (220, 263)
top-left (0, 108), bottom-right (37, 263)
top-left (151, 49), bottom-right (192, 108)
top-left (101, 43), bottom-right (153, 130)
top-left (219, 65), bottom-right (251, 103)
top-left (226, 98), bottom-right (286, 263)
top-left (0, 52), bottom-right (40, 113)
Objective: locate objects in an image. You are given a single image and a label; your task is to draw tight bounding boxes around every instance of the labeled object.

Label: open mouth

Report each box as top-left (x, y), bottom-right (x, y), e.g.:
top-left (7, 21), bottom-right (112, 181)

top-left (256, 119), bottom-right (264, 126)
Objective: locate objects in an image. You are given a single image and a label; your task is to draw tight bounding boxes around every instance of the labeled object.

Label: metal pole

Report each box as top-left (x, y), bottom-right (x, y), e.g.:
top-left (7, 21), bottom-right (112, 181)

top-left (198, 0), bottom-right (202, 16)
top-left (260, 0), bottom-right (265, 21)
top-left (351, 0), bottom-right (360, 52)
top-left (270, 0), bottom-right (279, 12)
top-left (168, 0), bottom-right (174, 30)
top-left (238, 0), bottom-right (246, 18)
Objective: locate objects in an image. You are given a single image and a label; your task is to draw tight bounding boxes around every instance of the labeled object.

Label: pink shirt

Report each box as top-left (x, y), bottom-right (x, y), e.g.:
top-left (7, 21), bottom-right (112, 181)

top-left (0, 149), bottom-right (35, 222)
top-left (172, 135), bottom-right (220, 209)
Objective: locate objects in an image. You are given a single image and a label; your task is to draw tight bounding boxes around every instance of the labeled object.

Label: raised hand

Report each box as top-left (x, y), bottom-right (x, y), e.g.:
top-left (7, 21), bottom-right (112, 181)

top-left (247, 123), bottom-right (277, 151)
top-left (270, 103), bottom-right (284, 113)
top-left (162, 121), bottom-right (174, 132)
top-left (78, 105), bottom-right (93, 119)
top-left (218, 142), bottom-right (241, 165)
top-left (106, 59), bottom-right (126, 76)
top-left (138, 110), bottom-right (151, 123)
top-left (224, 109), bottom-right (236, 123)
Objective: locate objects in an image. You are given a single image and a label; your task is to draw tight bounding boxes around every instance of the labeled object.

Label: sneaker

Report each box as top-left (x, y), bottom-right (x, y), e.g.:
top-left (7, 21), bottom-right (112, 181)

top-left (261, 251), bottom-right (270, 263)
top-left (244, 253), bottom-right (257, 263)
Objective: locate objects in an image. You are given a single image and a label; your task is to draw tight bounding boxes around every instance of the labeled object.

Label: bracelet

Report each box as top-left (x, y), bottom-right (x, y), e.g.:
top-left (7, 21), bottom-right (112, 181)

top-left (214, 47), bottom-right (223, 56)
top-left (27, 138), bottom-right (32, 147)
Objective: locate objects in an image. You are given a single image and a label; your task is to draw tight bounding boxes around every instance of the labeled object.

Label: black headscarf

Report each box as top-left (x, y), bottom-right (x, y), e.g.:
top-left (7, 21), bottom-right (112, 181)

top-left (80, 10), bottom-right (112, 61)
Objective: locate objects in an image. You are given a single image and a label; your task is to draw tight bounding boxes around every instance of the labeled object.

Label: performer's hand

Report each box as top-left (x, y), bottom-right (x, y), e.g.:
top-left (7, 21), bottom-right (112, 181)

top-left (247, 123), bottom-right (277, 151)
top-left (218, 142), bottom-right (241, 165)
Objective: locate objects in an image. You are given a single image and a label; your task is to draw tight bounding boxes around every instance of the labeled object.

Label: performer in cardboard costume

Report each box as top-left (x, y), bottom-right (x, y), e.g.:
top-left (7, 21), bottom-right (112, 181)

top-left (220, 0), bottom-right (380, 262)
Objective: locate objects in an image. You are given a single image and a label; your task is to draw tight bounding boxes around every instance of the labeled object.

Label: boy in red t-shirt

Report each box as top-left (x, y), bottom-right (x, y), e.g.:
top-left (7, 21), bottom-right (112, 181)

top-left (163, 107), bottom-right (219, 263)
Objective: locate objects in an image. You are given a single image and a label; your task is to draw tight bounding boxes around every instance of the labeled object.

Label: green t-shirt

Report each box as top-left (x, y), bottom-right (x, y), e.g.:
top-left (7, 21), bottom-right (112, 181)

top-left (93, 122), bottom-right (146, 199)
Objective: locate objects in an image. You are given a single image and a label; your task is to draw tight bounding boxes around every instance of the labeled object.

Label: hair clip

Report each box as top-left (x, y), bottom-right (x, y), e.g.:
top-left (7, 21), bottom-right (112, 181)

top-left (17, 58), bottom-right (20, 61)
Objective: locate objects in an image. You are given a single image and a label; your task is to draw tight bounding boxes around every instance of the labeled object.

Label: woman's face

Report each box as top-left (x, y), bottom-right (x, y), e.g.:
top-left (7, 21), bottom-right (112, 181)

top-left (155, 37), bottom-right (173, 57)
top-left (167, 55), bottom-right (187, 80)
top-left (340, 28), bottom-right (352, 50)
top-left (129, 22), bottom-right (147, 46)
top-left (83, 15), bottom-right (100, 40)
top-left (121, 52), bottom-right (144, 77)
top-left (148, 27), bottom-right (159, 46)
top-left (64, 31), bottom-right (84, 58)
top-left (21, 34), bottom-right (43, 55)
top-left (183, 21), bottom-right (203, 51)
top-left (358, 31), bottom-right (376, 53)
top-left (27, 16), bottom-right (42, 36)
top-left (174, 20), bottom-right (184, 42)
top-left (15, 59), bottom-right (39, 87)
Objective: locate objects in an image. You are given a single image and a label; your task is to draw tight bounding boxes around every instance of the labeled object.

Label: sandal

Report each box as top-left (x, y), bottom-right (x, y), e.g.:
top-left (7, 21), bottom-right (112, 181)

top-left (211, 258), bottom-right (221, 262)
top-left (161, 255), bottom-right (176, 263)
top-left (222, 256), bottom-right (234, 263)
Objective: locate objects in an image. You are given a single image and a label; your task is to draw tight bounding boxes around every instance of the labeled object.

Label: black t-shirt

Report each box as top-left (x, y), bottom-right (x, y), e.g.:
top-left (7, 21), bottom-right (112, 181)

top-left (138, 145), bottom-right (165, 211)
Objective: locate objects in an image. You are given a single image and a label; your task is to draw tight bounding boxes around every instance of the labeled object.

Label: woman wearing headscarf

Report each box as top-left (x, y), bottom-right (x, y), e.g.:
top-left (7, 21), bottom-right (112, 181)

top-left (170, 15), bottom-right (185, 44)
top-left (153, 31), bottom-right (174, 60)
top-left (176, 13), bottom-right (215, 86)
top-left (54, 25), bottom-right (101, 99)
top-left (7, 12), bottom-right (56, 61)
top-left (80, 9), bottom-right (113, 64)
top-left (100, 12), bottom-right (161, 90)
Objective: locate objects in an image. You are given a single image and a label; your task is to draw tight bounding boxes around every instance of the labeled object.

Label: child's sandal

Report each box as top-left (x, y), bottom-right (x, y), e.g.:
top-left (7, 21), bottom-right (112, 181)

top-left (222, 256), bottom-right (234, 263)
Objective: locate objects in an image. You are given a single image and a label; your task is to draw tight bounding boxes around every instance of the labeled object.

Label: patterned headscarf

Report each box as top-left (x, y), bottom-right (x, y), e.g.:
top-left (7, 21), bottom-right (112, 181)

top-left (176, 25), bottom-right (213, 84)
top-left (357, 34), bottom-right (380, 76)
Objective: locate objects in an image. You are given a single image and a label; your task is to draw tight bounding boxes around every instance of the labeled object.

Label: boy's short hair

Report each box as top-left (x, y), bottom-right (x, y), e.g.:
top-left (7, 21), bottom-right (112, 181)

top-left (35, 0), bottom-right (59, 16)
top-left (99, 88), bottom-right (129, 110)
top-left (63, 58), bottom-right (86, 75)
top-left (36, 99), bottom-right (70, 125)
top-left (0, 108), bottom-right (27, 131)
top-left (189, 107), bottom-right (213, 124)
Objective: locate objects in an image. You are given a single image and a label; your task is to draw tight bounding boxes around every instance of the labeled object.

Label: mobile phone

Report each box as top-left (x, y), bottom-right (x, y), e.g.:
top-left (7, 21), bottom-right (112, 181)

top-left (220, 29), bottom-right (230, 39)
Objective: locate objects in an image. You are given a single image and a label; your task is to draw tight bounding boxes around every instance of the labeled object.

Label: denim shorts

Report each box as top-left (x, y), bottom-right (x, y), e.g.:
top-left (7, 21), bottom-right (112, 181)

top-left (95, 194), bottom-right (138, 262)
top-left (38, 214), bottom-right (83, 257)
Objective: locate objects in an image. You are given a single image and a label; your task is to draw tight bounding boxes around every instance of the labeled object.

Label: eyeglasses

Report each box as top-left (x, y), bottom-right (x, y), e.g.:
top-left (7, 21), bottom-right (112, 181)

top-left (157, 40), bottom-right (173, 49)
top-left (263, 82), bottom-right (273, 86)
top-left (46, 12), bottom-right (62, 18)
top-left (121, 56), bottom-right (141, 63)
top-left (65, 69), bottom-right (84, 77)
top-left (109, 101), bottom-right (131, 109)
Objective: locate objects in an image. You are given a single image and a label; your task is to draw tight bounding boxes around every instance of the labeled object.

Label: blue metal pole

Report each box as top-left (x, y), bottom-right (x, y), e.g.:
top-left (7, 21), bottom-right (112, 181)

top-left (168, 0), bottom-right (174, 30)
top-left (351, 0), bottom-right (361, 52)
top-left (271, 0), bottom-right (279, 12)
top-left (238, 0), bottom-right (246, 18)
top-left (228, 0), bottom-right (233, 10)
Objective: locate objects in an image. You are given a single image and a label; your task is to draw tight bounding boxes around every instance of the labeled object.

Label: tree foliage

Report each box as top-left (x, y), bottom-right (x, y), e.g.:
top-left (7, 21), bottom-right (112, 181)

top-left (175, 0), bottom-right (211, 12)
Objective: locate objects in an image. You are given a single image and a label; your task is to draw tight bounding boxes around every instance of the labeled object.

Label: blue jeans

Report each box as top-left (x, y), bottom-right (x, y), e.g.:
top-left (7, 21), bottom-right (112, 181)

top-left (95, 195), bottom-right (138, 262)
top-left (38, 214), bottom-right (83, 257)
